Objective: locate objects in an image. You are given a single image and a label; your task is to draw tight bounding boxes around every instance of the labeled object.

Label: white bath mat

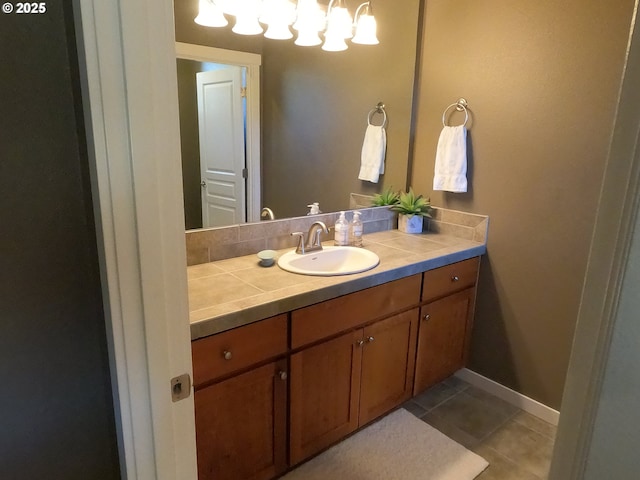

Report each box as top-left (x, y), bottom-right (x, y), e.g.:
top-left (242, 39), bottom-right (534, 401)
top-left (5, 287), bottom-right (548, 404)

top-left (282, 408), bottom-right (488, 480)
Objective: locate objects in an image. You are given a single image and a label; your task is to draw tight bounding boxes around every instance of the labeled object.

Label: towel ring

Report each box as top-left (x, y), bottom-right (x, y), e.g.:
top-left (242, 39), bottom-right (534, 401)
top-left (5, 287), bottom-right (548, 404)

top-left (442, 98), bottom-right (469, 127)
top-left (368, 102), bottom-right (387, 127)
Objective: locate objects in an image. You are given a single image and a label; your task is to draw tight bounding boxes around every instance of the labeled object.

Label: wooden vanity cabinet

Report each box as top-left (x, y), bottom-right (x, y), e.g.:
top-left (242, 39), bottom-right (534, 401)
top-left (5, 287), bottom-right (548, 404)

top-left (192, 314), bottom-right (288, 480)
top-left (289, 330), bottom-right (362, 465)
top-left (413, 258), bottom-right (480, 394)
top-left (288, 276), bottom-right (421, 466)
top-left (358, 309), bottom-right (418, 425)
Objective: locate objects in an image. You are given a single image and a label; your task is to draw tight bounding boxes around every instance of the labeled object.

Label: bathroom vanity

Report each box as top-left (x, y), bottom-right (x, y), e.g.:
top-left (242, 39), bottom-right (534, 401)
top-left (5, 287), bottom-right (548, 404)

top-left (187, 208), bottom-right (487, 480)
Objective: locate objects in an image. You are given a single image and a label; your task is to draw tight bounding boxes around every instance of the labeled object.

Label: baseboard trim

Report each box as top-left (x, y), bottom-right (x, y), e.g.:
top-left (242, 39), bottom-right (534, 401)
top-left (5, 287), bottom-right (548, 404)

top-left (455, 368), bottom-right (560, 426)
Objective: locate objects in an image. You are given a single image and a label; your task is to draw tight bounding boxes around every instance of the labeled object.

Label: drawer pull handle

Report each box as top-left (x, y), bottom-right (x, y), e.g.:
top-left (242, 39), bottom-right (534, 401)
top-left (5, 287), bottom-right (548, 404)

top-left (422, 313), bottom-right (431, 321)
top-left (278, 371), bottom-right (288, 381)
top-left (367, 336), bottom-right (375, 343)
top-left (223, 350), bottom-right (233, 361)
top-left (356, 339), bottom-right (365, 347)
top-left (451, 275), bottom-right (460, 282)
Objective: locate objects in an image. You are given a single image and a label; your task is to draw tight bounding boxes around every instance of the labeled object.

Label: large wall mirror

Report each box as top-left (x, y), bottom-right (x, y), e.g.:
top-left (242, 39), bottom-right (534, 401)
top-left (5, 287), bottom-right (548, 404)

top-left (174, 0), bottom-right (421, 230)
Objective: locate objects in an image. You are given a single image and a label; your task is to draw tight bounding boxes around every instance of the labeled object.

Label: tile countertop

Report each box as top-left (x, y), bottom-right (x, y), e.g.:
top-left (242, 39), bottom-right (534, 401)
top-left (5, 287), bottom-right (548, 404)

top-left (188, 229), bottom-right (487, 340)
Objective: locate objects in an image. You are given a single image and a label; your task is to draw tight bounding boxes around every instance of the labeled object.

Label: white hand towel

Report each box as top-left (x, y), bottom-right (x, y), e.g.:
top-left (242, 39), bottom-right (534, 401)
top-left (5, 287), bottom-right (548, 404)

top-left (358, 124), bottom-right (387, 183)
top-left (433, 125), bottom-right (467, 193)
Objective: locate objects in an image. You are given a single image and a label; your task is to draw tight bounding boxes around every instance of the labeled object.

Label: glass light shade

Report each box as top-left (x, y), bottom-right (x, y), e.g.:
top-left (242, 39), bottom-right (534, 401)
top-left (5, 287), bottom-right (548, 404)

top-left (322, 30), bottom-right (348, 51)
top-left (352, 14), bottom-right (378, 44)
top-left (194, 0), bottom-right (228, 27)
top-left (327, 5), bottom-right (353, 39)
top-left (295, 27), bottom-right (322, 46)
top-left (264, 20), bottom-right (293, 39)
top-left (260, 0), bottom-right (295, 39)
top-left (232, 0), bottom-right (263, 35)
top-left (293, 0), bottom-right (325, 31)
top-left (233, 14), bottom-right (264, 34)
top-left (260, 0), bottom-right (296, 23)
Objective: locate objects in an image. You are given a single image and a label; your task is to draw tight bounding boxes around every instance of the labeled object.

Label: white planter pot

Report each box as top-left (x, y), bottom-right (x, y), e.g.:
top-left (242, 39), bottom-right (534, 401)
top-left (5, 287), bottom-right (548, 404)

top-left (398, 214), bottom-right (424, 234)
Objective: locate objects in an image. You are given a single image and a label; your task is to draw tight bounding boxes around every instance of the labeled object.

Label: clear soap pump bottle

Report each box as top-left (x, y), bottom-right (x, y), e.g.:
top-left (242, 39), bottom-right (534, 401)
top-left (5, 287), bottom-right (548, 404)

top-left (350, 211), bottom-right (363, 247)
top-left (334, 211), bottom-right (349, 246)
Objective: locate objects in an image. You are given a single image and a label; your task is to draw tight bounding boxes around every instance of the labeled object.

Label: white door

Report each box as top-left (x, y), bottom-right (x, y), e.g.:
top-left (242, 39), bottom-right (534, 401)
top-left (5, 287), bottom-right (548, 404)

top-left (197, 68), bottom-right (246, 227)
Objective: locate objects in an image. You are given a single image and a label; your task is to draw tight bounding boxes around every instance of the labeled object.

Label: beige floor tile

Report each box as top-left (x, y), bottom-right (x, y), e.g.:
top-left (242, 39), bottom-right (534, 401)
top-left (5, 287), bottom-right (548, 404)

top-left (511, 411), bottom-right (557, 439)
top-left (443, 375), bottom-right (471, 392)
top-left (413, 381), bottom-right (464, 412)
top-left (401, 401), bottom-right (426, 418)
top-left (474, 444), bottom-right (542, 480)
top-left (481, 419), bottom-right (554, 478)
top-left (421, 411), bottom-right (480, 449)
top-left (464, 386), bottom-right (521, 417)
top-left (427, 389), bottom-right (517, 441)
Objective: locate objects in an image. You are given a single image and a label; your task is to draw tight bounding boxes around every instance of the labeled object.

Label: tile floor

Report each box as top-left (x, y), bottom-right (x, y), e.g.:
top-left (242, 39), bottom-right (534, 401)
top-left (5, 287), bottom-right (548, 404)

top-left (403, 376), bottom-right (556, 480)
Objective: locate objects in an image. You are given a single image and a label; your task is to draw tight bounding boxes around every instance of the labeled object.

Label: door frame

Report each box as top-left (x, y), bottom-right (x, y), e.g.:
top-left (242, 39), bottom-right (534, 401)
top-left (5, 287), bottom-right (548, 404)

top-left (176, 42), bottom-right (262, 224)
top-left (74, 0), bottom-right (197, 478)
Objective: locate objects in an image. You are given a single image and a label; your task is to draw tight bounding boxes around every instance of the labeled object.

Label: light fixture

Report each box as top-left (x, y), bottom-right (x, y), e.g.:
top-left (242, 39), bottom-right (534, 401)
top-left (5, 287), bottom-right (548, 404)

top-left (232, 0), bottom-right (264, 35)
top-left (194, 0), bottom-right (228, 27)
top-left (194, 0), bottom-right (380, 51)
top-left (352, 1), bottom-right (378, 45)
top-left (293, 0), bottom-right (325, 46)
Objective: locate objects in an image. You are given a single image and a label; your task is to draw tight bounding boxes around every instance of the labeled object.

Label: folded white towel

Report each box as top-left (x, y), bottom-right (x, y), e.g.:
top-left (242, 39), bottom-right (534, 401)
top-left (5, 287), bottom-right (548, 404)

top-left (358, 124), bottom-right (387, 183)
top-left (433, 125), bottom-right (467, 193)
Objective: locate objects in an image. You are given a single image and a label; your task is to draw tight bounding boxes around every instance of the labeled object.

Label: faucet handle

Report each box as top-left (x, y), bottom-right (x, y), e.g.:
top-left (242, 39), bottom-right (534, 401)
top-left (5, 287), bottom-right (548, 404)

top-left (291, 232), bottom-right (305, 254)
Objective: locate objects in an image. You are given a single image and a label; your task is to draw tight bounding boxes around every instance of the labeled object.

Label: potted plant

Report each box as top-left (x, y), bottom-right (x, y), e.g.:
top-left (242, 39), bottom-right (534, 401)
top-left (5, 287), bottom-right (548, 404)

top-left (390, 188), bottom-right (432, 233)
top-left (371, 186), bottom-right (400, 207)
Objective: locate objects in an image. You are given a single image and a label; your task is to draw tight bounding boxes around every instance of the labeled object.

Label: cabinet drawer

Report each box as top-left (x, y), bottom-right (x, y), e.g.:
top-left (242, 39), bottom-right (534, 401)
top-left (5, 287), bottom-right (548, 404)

top-left (192, 314), bottom-right (288, 387)
top-left (291, 275), bottom-right (421, 349)
top-left (422, 257), bottom-right (479, 303)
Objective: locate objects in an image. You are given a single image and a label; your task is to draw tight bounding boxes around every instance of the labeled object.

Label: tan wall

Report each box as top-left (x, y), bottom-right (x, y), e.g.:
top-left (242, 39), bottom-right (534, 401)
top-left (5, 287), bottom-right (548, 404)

top-left (260, 0), bottom-right (420, 217)
top-left (411, 0), bottom-right (635, 408)
top-left (177, 58), bottom-right (204, 229)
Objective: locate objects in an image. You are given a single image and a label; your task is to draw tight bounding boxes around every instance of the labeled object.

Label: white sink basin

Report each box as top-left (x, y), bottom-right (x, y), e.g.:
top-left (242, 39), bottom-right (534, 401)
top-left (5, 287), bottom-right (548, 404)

top-left (277, 246), bottom-right (380, 276)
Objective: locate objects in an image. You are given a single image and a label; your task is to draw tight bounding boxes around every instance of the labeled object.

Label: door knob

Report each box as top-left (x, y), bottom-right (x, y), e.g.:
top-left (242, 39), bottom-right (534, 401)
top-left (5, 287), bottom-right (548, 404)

top-left (451, 275), bottom-right (460, 282)
top-left (422, 313), bottom-right (431, 321)
top-left (356, 339), bottom-right (365, 347)
top-left (367, 336), bottom-right (375, 343)
top-left (278, 371), bottom-right (288, 381)
top-left (223, 350), bottom-right (232, 360)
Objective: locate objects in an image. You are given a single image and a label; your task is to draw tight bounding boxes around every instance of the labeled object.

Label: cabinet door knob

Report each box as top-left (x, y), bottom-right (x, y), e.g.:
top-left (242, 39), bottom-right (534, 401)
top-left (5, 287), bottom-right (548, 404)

top-left (278, 371), bottom-right (288, 381)
top-left (451, 275), bottom-right (460, 282)
top-left (367, 336), bottom-right (375, 343)
top-left (356, 339), bottom-right (365, 347)
top-left (422, 313), bottom-right (431, 321)
top-left (223, 350), bottom-right (232, 361)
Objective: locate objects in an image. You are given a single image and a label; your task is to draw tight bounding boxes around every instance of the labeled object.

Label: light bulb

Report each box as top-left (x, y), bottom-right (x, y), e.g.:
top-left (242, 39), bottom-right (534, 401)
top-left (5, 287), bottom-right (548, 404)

top-left (194, 0), bottom-right (228, 28)
top-left (352, 13), bottom-right (378, 44)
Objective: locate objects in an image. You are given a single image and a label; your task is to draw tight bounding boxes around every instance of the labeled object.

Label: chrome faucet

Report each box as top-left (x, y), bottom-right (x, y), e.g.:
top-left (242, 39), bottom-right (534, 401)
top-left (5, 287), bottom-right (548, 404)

top-left (291, 221), bottom-right (329, 254)
top-left (260, 207), bottom-right (275, 221)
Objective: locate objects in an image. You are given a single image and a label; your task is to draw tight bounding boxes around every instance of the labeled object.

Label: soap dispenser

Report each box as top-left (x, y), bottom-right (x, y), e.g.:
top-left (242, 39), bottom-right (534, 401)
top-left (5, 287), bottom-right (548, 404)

top-left (334, 211), bottom-right (349, 246)
top-left (307, 202), bottom-right (321, 215)
top-left (350, 210), bottom-right (363, 247)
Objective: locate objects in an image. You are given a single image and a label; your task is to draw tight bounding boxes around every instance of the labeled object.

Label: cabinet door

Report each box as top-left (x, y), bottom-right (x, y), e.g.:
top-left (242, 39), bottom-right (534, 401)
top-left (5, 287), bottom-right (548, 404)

top-left (359, 309), bottom-right (419, 425)
top-left (195, 359), bottom-right (287, 480)
top-left (414, 288), bottom-right (475, 394)
top-left (289, 330), bottom-right (363, 466)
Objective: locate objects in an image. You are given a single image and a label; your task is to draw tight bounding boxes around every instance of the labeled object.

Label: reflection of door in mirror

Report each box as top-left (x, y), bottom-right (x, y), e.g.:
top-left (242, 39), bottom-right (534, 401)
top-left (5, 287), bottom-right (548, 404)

top-left (176, 43), bottom-right (262, 229)
top-left (196, 66), bottom-right (246, 228)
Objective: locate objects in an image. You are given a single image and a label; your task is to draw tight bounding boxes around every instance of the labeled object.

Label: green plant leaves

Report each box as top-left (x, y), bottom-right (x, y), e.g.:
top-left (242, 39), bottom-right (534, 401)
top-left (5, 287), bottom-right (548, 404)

top-left (372, 187), bottom-right (401, 206)
top-left (389, 187), bottom-right (432, 217)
